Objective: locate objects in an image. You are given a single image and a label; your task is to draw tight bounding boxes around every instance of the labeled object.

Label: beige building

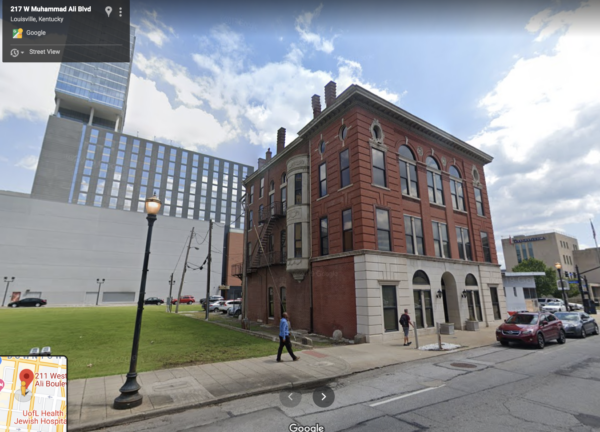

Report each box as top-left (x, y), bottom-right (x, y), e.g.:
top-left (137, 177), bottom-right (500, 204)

top-left (573, 247), bottom-right (600, 302)
top-left (502, 232), bottom-right (579, 280)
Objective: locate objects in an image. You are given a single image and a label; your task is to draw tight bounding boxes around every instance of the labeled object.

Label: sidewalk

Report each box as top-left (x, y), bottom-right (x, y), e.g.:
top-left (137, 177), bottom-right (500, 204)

top-left (68, 326), bottom-right (498, 431)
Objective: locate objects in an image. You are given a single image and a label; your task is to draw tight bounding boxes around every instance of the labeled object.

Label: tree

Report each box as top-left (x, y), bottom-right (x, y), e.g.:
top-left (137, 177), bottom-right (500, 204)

top-left (511, 258), bottom-right (557, 297)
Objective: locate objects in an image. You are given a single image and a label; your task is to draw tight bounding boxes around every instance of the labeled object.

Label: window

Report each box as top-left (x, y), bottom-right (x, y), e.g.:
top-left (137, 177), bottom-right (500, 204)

top-left (270, 180), bottom-right (275, 192)
top-left (342, 209), bottom-right (353, 251)
top-left (339, 125), bottom-right (348, 140)
top-left (456, 227), bottom-right (472, 260)
top-left (320, 217), bottom-right (329, 255)
top-left (295, 173), bottom-right (302, 204)
top-left (475, 188), bottom-right (485, 216)
top-left (319, 163), bottom-right (327, 197)
top-left (294, 223), bottom-right (302, 258)
top-left (81, 176), bottom-right (90, 192)
top-left (269, 193), bottom-right (275, 216)
top-left (248, 210), bottom-right (253, 230)
top-left (490, 287), bottom-right (501, 320)
top-left (319, 140), bottom-right (326, 154)
top-left (281, 186), bottom-right (287, 213)
top-left (465, 291), bottom-right (482, 321)
top-left (280, 230), bottom-right (287, 262)
top-left (259, 204), bottom-right (264, 222)
top-left (340, 149), bottom-right (350, 188)
top-left (249, 185), bottom-right (254, 204)
top-left (372, 148), bottom-right (386, 187)
top-left (404, 215), bottom-right (424, 255)
top-left (260, 178), bottom-right (264, 198)
top-left (449, 166), bottom-right (465, 211)
top-left (124, 199), bottom-right (131, 211)
top-left (398, 146), bottom-right (418, 198)
top-left (376, 208), bottom-right (391, 251)
top-left (90, 129), bottom-right (99, 144)
top-left (96, 179), bottom-right (105, 194)
top-left (382, 286), bottom-right (398, 332)
top-left (413, 270), bottom-right (430, 285)
top-left (268, 287), bottom-right (274, 319)
top-left (77, 193), bottom-right (87, 205)
top-left (432, 221), bottom-right (450, 258)
top-left (528, 242), bottom-right (534, 259)
top-left (516, 243), bottom-right (522, 263)
top-left (280, 287), bottom-right (287, 314)
top-left (426, 157), bottom-right (444, 205)
top-left (481, 232), bottom-right (492, 263)
top-left (414, 290), bottom-right (434, 328)
top-left (247, 241), bottom-right (252, 262)
top-left (281, 172), bottom-right (287, 184)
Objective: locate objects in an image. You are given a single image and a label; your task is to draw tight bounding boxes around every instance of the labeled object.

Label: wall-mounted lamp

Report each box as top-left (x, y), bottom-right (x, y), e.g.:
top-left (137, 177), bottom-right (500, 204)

top-left (436, 289), bottom-right (443, 299)
top-left (462, 290), bottom-right (468, 298)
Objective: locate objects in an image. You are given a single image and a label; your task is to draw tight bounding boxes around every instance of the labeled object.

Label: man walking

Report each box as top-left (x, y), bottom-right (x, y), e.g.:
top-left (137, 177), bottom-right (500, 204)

top-left (399, 309), bottom-right (414, 346)
top-left (277, 312), bottom-right (299, 362)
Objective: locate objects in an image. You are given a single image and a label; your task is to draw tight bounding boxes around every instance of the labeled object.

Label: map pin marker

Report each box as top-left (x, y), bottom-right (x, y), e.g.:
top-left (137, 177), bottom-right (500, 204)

top-left (105, 6), bottom-right (112, 17)
top-left (19, 369), bottom-right (34, 395)
top-left (0, 379), bottom-right (5, 392)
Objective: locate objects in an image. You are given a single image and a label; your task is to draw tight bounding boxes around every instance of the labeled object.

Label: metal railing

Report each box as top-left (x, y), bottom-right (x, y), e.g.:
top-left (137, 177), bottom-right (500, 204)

top-left (258, 201), bottom-right (286, 223)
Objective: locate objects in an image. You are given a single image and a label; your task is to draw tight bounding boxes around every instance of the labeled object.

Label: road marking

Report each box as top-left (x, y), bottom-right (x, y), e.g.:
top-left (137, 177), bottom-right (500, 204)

top-left (369, 385), bottom-right (445, 407)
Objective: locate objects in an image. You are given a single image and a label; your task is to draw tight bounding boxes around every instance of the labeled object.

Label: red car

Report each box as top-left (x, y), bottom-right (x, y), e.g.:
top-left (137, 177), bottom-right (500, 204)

top-left (496, 312), bottom-right (566, 349)
top-left (172, 295), bottom-right (195, 305)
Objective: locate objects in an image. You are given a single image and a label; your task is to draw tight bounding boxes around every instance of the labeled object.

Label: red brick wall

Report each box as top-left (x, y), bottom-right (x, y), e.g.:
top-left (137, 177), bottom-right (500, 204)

top-left (312, 257), bottom-right (356, 339)
top-left (309, 105), bottom-right (498, 264)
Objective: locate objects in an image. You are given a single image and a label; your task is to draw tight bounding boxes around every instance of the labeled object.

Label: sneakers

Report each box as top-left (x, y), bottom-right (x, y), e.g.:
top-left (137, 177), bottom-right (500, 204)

top-left (276, 359), bottom-right (282, 362)
top-left (407, 342), bottom-right (412, 346)
top-left (293, 357), bottom-right (300, 361)
top-left (403, 343), bottom-right (407, 346)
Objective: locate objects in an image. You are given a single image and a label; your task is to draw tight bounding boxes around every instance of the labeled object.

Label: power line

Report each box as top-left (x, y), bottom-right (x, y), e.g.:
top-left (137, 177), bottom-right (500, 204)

top-left (172, 233), bottom-right (191, 275)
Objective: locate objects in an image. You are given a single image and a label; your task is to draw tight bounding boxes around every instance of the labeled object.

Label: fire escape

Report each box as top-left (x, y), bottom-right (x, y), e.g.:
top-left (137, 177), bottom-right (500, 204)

top-left (232, 201), bottom-right (286, 278)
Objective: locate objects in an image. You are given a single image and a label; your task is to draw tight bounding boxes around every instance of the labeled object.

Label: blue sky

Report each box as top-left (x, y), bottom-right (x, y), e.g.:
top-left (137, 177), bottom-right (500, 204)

top-left (1, 0), bottom-right (599, 268)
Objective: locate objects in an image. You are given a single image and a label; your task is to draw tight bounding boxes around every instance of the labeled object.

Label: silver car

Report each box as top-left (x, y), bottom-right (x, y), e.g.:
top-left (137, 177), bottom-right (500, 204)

top-left (542, 302), bottom-right (566, 313)
top-left (554, 311), bottom-right (599, 338)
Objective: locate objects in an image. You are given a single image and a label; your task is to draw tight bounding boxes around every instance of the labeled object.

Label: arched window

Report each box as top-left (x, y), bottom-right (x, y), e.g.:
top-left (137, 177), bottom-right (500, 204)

top-left (449, 166), bottom-right (464, 211)
top-left (426, 156), bottom-right (444, 205)
top-left (466, 274), bottom-right (478, 286)
top-left (413, 270), bottom-right (430, 285)
top-left (399, 145), bottom-right (418, 198)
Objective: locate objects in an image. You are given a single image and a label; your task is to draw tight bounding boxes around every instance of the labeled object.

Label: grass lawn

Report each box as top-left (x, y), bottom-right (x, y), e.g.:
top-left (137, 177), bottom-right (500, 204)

top-left (0, 305), bottom-right (278, 380)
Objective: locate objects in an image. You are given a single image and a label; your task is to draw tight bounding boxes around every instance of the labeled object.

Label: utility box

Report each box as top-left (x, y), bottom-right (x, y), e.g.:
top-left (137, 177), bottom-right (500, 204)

top-left (465, 321), bottom-right (479, 331)
top-left (440, 323), bottom-right (454, 335)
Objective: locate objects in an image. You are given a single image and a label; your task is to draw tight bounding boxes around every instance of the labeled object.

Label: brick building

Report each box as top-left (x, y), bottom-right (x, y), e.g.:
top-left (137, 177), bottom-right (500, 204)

top-left (236, 82), bottom-right (505, 342)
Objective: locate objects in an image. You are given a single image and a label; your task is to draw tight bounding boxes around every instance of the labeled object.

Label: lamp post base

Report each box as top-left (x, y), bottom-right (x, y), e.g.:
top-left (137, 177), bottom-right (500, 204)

top-left (114, 374), bottom-right (143, 410)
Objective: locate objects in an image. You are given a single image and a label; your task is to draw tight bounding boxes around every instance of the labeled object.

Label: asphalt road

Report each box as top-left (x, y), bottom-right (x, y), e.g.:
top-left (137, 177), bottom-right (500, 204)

top-left (98, 335), bottom-right (600, 432)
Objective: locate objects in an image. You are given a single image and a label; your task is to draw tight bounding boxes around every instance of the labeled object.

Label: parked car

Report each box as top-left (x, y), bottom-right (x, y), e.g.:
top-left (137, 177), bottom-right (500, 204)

top-left (208, 300), bottom-right (222, 312)
top-left (41, 346), bottom-right (52, 356)
top-left (200, 295), bottom-right (224, 308)
top-left (554, 311), bottom-right (599, 338)
top-left (172, 295), bottom-right (195, 305)
top-left (218, 300), bottom-right (237, 313)
top-left (568, 302), bottom-right (584, 311)
top-left (496, 312), bottom-right (566, 349)
top-left (8, 298), bottom-right (47, 308)
top-left (538, 298), bottom-right (564, 309)
top-left (542, 301), bottom-right (566, 313)
top-left (144, 297), bottom-right (165, 305)
top-left (227, 300), bottom-right (242, 318)
top-left (29, 347), bottom-right (40, 356)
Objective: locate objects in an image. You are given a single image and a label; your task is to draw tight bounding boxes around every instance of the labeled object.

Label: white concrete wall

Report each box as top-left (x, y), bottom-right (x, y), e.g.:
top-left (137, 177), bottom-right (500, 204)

top-left (0, 193), bottom-right (224, 305)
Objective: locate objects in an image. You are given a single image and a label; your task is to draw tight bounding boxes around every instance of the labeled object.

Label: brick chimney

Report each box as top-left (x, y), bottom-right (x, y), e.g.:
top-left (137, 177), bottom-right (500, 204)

top-left (277, 128), bottom-right (286, 154)
top-left (266, 148), bottom-right (272, 161)
top-left (258, 158), bottom-right (266, 169)
top-left (325, 81), bottom-right (337, 107)
top-left (311, 95), bottom-right (321, 118)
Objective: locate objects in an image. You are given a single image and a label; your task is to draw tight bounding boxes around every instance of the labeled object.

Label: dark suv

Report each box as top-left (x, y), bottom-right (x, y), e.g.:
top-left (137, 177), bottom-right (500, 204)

top-left (496, 312), bottom-right (566, 349)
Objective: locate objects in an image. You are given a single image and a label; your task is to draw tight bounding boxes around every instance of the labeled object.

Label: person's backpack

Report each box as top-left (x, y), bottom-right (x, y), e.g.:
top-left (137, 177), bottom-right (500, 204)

top-left (399, 314), bottom-right (409, 327)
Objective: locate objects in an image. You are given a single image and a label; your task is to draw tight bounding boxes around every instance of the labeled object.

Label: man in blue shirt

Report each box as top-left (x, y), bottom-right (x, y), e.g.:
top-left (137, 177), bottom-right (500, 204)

top-left (277, 312), bottom-right (299, 362)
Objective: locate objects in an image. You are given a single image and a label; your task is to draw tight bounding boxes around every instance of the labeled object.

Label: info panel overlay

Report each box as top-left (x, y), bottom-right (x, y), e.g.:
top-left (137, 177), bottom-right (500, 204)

top-left (3, 0), bottom-right (131, 62)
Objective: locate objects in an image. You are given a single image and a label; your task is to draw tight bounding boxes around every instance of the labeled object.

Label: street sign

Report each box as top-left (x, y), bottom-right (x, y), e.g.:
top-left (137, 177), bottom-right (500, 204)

top-left (557, 280), bottom-right (569, 290)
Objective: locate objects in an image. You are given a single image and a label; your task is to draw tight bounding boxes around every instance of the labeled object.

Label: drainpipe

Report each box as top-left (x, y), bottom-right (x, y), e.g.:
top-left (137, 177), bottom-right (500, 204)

top-left (309, 145), bottom-right (314, 334)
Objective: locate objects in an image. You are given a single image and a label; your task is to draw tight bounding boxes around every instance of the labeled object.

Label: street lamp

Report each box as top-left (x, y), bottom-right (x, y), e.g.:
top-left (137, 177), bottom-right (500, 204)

top-left (96, 279), bottom-right (105, 306)
top-left (3, 277), bottom-right (15, 307)
top-left (555, 263), bottom-right (569, 310)
top-left (114, 194), bottom-right (161, 410)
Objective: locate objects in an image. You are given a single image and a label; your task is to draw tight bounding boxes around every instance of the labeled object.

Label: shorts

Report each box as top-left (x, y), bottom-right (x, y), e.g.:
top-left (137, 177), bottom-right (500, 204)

top-left (403, 326), bottom-right (409, 337)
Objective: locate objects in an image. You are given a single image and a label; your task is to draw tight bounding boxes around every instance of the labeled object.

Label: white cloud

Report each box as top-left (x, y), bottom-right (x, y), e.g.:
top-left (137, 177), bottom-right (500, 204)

top-left (472, 1), bottom-right (600, 262)
top-left (15, 155), bottom-right (38, 171)
top-left (0, 21), bottom-right (59, 121)
top-left (295, 4), bottom-right (336, 54)
top-left (134, 10), bottom-right (175, 48)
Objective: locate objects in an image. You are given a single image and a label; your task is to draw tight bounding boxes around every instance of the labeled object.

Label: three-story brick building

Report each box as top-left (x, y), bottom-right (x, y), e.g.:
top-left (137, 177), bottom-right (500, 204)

top-left (237, 82), bottom-right (505, 342)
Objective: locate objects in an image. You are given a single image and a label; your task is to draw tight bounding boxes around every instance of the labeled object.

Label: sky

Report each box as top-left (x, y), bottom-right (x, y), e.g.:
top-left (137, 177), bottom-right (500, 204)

top-left (1, 0), bottom-right (599, 269)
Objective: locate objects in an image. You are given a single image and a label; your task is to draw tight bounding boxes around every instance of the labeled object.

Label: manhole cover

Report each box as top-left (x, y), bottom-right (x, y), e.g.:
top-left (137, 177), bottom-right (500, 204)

top-left (450, 362), bottom-right (477, 369)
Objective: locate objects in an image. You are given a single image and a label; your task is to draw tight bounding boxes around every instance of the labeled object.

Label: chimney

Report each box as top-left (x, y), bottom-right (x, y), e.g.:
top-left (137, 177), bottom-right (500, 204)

top-left (325, 81), bottom-right (337, 107)
top-left (266, 148), bottom-right (272, 161)
top-left (311, 95), bottom-right (321, 118)
top-left (258, 157), bottom-right (266, 169)
top-left (277, 128), bottom-right (286, 154)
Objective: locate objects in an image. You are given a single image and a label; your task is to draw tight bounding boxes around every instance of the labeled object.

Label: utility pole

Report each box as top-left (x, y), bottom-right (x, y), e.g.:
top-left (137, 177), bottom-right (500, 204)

top-left (175, 227), bottom-right (195, 313)
top-left (3, 277), bottom-right (15, 307)
top-left (168, 274), bottom-right (176, 312)
top-left (205, 219), bottom-right (213, 321)
top-left (96, 278), bottom-right (105, 306)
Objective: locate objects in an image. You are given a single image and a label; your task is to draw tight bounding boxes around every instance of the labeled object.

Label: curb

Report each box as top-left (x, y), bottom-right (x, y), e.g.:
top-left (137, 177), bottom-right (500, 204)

top-left (68, 341), bottom-right (496, 432)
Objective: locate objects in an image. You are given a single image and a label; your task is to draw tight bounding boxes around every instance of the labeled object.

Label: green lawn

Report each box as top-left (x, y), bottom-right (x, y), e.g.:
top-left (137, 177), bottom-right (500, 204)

top-left (0, 305), bottom-right (277, 380)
